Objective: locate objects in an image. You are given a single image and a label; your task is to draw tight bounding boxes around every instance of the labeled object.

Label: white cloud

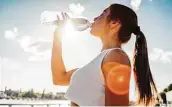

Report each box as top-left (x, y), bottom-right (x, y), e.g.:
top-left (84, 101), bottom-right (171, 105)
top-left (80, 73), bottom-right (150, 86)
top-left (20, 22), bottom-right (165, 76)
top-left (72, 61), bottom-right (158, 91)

top-left (25, 39), bottom-right (52, 61)
top-left (126, 48), bottom-right (172, 64)
top-left (130, 0), bottom-right (142, 11)
top-left (69, 3), bottom-right (85, 16)
top-left (4, 27), bottom-right (18, 40)
top-left (17, 35), bottom-right (32, 49)
top-left (4, 28), bottom-right (52, 62)
top-left (21, 39), bottom-right (52, 61)
top-left (160, 51), bottom-right (172, 63)
top-left (28, 55), bottom-right (44, 62)
top-left (149, 48), bottom-right (172, 63)
top-left (13, 27), bottom-right (18, 34)
top-left (4, 28), bottom-right (38, 51)
top-left (0, 57), bottom-right (21, 71)
top-left (28, 39), bottom-right (52, 51)
top-left (28, 49), bottom-right (51, 62)
top-left (16, 35), bottom-right (43, 55)
top-left (149, 48), bottom-right (163, 61)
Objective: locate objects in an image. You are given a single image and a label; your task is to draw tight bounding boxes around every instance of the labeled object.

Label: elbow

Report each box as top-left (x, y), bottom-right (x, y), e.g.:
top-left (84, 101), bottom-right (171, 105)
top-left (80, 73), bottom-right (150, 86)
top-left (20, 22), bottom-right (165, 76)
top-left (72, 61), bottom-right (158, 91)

top-left (52, 76), bottom-right (69, 86)
top-left (51, 69), bottom-right (66, 85)
top-left (52, 77), bottom-right (62, 85)
top-left (52, 78), bottom-right (61, 85)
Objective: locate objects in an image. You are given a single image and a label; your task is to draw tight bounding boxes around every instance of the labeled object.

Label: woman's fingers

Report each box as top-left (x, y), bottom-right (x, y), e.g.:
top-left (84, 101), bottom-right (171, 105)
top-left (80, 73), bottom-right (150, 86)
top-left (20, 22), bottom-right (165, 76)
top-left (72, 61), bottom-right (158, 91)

top-left (61, 12), bottom-right (65, 20)
top-left (64, 13), bottom-right (70, 19)
top-left (57, 14), bottom-right (60, 20)
top-left (62, 12), bottom-right (70, 20)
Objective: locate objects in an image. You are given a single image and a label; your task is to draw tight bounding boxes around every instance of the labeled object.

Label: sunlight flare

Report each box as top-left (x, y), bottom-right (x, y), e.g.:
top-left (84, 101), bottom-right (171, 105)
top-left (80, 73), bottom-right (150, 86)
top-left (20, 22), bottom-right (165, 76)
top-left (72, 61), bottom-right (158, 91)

top-left (102, 62), bottom-right (131, 95)
top-left (62, 20), bottom-right (76, 41)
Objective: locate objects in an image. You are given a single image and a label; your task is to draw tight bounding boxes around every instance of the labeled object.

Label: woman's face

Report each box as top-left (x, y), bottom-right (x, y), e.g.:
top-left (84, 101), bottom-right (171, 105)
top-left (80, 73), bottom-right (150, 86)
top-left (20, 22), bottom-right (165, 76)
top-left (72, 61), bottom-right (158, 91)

top-left (90, 8), bottom-right (111, 38)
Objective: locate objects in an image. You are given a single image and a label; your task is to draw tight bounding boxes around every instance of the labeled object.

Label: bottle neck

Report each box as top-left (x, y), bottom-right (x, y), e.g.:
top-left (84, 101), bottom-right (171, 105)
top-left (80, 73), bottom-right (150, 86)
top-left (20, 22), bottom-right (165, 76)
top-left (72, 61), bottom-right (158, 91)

top-left (71, 18), bottom-right (90, 31)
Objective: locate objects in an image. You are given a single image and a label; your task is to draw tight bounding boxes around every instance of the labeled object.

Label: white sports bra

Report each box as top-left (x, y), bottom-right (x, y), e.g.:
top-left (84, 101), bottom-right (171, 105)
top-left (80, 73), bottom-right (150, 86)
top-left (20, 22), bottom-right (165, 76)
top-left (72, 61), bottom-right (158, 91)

top-left (64, 48), bottom-right (124, 106)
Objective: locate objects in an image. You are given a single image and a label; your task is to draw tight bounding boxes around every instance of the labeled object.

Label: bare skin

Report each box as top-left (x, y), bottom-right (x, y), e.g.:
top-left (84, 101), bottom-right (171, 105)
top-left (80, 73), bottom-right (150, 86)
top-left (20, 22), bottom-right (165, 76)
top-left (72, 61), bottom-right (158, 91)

top-left (51, 27), bottom-right (79, 106)
top-left (101, 50), bottom-right (131, 106)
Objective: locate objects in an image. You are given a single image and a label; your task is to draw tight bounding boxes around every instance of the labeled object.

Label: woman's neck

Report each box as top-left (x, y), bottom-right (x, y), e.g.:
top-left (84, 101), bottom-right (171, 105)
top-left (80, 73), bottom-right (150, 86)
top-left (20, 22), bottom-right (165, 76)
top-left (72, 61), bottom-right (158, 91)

top-left (100, 34), bottom-right (122, 52)
top-left (101, 43), bottom-right (121, 52)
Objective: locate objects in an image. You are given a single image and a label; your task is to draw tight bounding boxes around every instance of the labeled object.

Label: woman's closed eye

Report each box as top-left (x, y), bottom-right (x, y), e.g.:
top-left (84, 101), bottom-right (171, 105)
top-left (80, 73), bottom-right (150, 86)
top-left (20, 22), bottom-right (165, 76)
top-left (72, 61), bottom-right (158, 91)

top-left (100, 13), bottom-right (104, 17)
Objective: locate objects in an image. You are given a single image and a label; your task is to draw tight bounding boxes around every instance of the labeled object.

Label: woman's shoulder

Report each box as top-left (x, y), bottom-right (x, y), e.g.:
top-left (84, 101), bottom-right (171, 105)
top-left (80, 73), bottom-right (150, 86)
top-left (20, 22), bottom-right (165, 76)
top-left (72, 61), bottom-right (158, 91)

top-left (102, 49), bottom-right (131, 67)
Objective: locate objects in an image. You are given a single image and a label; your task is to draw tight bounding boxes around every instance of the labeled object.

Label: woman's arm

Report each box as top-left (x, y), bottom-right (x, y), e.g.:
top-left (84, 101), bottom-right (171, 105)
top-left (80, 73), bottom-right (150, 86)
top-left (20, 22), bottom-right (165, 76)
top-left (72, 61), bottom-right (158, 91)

top-left (51, 28), bottom-right (78, 86)
top-left (102, 49), bottom-right (131, 106)
top-left (71, 102), bottom-right (79, 106)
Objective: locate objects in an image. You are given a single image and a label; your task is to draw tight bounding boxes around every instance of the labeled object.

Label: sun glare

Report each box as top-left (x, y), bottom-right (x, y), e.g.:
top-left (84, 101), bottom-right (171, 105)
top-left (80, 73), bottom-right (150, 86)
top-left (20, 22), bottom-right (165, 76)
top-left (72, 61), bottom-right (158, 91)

top-left (102, 63), bottom-right (131, 95)
top-left (62, 20), bottom-right (77, 42)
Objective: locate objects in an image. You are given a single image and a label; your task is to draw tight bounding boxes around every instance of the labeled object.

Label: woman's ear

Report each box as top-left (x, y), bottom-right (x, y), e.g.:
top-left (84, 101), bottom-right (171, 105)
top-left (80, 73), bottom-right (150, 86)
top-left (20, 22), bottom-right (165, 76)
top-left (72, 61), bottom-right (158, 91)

top-left (109, 20), bottom-right (121, 29)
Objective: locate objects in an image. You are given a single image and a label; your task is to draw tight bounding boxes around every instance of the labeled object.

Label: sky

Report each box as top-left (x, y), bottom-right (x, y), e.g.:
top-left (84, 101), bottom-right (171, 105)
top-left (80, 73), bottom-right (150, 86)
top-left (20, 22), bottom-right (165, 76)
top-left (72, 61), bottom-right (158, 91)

top-left (0, 0), bottom-right (172, 100)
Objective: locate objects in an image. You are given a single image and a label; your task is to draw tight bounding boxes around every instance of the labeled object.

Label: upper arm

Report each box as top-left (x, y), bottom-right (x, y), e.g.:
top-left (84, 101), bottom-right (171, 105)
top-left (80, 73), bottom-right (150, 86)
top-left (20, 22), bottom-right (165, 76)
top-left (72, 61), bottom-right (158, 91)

top-left (102, 49), bottom-right (131, 106)
top-left (103, 49), bottom-right (131, 66)
top-left (53, 68), bottom-right (79, 86)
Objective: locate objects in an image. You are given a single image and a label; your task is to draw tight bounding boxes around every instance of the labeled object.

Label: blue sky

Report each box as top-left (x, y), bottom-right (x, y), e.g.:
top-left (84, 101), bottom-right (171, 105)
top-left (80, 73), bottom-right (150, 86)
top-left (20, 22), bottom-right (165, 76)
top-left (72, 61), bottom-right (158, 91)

top-left (0, 0), bottom-right (172, 100)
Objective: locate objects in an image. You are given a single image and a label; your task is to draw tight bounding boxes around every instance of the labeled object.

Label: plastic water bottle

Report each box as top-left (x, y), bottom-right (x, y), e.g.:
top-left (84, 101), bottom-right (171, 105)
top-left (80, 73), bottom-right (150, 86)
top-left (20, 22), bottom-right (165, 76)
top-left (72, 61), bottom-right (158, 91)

top-left (69, 18), bottom-right (91, 31)
top-left (41, 11), bottom-right (91, 31)
top-left (52, 18), bottom-right (91, 31)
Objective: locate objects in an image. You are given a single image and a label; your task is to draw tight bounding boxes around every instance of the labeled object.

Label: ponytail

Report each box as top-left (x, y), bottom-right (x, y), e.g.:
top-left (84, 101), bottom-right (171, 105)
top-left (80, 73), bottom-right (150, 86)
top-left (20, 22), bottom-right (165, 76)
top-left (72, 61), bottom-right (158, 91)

top-left (133, 26), bottom-right (158, 105)
top-left (107, 3), bottom-right (158, 105)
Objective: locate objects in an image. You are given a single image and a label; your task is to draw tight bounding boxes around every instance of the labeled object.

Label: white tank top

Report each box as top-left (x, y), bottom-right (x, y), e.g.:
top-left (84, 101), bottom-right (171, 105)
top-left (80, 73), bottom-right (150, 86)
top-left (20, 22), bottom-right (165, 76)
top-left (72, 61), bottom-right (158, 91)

top-left (64, 48), bottom-right (124, 106)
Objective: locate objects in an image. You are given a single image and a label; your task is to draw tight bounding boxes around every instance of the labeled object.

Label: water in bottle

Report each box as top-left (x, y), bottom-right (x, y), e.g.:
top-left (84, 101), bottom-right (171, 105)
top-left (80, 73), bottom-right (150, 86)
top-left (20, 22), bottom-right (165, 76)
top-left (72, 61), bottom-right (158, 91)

top-left (40, 11), bottom-right (91, 31)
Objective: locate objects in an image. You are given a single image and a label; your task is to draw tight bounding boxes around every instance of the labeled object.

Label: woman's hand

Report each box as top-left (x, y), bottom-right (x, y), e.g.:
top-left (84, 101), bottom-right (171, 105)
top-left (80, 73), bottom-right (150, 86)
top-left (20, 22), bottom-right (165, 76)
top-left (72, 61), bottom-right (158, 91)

top-left (53, 12), bottom-right (70, 41)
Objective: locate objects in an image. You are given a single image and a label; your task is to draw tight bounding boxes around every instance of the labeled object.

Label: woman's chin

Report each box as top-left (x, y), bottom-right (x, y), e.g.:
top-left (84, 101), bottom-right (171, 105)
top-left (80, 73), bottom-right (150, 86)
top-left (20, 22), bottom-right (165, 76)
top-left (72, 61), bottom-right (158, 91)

top-left (90, 29), bottom-right (99, 37)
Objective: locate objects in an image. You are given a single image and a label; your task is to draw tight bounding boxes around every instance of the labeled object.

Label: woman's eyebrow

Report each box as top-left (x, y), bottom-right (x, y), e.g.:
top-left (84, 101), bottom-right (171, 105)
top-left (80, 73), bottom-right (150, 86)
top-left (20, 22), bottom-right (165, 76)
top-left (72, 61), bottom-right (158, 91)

top-left (102, 9), bottom-right (108, 15)
top-left (103, 9), bottom-right (108, 13)
top-left (103, 10), bottom-right (106, 13)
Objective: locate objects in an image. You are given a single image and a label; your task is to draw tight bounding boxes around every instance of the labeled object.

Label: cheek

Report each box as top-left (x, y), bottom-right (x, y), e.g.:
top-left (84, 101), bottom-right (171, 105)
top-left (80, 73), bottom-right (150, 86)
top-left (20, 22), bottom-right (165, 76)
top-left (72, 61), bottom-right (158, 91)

top-left (96, 20), bottom-right (105, 29)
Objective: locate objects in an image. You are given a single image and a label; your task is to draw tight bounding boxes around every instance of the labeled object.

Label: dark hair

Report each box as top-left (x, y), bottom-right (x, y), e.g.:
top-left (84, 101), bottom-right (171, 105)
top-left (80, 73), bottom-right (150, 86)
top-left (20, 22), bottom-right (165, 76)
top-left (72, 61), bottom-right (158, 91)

top-left (108, 4), bottom-right (158, 105)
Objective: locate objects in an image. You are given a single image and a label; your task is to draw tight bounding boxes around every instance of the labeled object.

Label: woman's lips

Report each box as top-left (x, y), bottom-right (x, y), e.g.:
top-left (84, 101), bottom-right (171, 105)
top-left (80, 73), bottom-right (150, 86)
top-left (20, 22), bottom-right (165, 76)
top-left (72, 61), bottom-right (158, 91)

top-left (91, 23), bottom-right (94, 28)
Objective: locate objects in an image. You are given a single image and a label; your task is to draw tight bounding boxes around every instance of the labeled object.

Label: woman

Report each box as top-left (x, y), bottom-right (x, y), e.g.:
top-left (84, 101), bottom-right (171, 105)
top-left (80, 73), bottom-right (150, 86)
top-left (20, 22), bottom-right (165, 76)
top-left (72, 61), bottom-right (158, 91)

top-left (51, 3), bottom-right (158, 106)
